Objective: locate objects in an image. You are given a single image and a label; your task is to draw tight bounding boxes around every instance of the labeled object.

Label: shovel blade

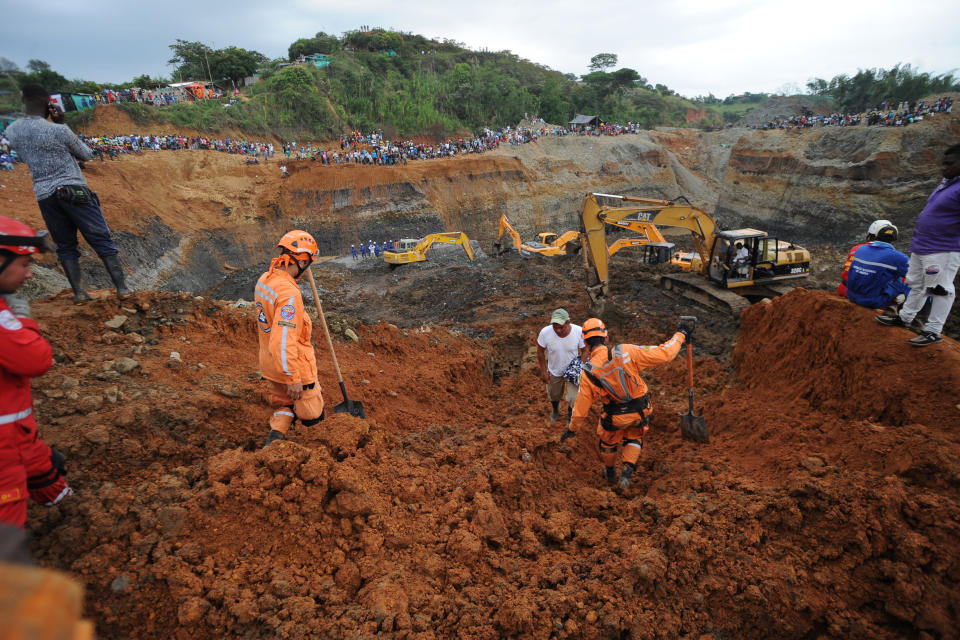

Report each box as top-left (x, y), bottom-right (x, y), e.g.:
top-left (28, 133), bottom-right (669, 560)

top-left (334, 399), bottom-right (366, 419)
top-left (678, 413), bottom-right (708, 443)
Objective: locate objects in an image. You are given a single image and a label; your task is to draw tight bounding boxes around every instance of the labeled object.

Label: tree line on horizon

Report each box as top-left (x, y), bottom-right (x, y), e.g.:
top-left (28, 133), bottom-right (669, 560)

top-left (1, 29), bottom-right (956, 138)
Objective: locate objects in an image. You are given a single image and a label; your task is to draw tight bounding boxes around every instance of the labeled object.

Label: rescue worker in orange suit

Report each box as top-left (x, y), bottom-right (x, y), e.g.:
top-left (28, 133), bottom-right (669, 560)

top-left (0, 216), bottom-right (73, 528)
top-left (560, 317), bottom-right (691, 490)
top-left (255, 230), bottom-right (325, 447)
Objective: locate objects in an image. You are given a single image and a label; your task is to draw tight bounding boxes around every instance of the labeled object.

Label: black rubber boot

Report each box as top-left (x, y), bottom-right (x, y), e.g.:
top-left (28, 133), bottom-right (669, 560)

top-left (61, 259), bottom-right (92, 304)
top-left (263, 430), bottom-right (286, 448)
top-left (603, 466), bottom-right (617, 485)
top-left (618, 463), bottom-right (636, 490)
top-left (101, 254), bottom-right (131, 299)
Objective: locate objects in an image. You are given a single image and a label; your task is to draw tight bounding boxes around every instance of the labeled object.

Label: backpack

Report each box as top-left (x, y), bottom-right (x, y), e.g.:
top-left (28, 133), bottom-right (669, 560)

top-left (581, 345), bottom-right (650, 431)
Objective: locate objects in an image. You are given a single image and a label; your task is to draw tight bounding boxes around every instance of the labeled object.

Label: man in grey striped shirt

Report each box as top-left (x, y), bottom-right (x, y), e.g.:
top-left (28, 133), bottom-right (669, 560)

top-left (5, 84), bottom-right (130, 303)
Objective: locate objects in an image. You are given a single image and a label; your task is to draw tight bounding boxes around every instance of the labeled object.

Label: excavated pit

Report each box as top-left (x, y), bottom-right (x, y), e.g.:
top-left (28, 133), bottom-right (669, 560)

top-left (6, 104), bottom-right (960, 638)
top-left (22, 286), bottom-right (960, 640)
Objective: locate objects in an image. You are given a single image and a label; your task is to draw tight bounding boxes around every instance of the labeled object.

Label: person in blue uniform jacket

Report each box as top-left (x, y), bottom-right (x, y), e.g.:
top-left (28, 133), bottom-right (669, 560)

top-left (846, 222), bottom-right (910, 310)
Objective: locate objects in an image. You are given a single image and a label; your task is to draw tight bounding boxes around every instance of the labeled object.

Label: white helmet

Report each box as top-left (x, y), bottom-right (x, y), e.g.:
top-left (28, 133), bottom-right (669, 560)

top-left (867, 219), bottom-right (893, 237)
top-left (867, 219), bottom-right (898, 241)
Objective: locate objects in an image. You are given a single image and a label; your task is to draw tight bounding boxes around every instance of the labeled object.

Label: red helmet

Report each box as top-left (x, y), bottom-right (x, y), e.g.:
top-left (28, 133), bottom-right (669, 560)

top-left (277, 230), bottom-right (318, 260)
top-left (0, 216), bottom-right (55, 255)
top-left (583, 317), bottom-right (607, 340)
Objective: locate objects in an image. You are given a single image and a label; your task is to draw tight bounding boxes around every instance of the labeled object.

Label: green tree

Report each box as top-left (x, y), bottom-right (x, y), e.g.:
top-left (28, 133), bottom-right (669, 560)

top-left (807, 63), bottom-right (958, 112)
top-left (168, 40), bottom-right (214, 81)
top-left (211, 47), bottom-right (267, 87)
top-left (19, 60), bottom-right (68, 90)
top-left (0, 57), bottom-right (20, 73)
top-left (66, 80), bottom-right (102, 94)
top-left (288, 32), bottom-right (341, 60)
top-left (26, 60), bottom-right (50, 73)
top-left (589, 53), bottom-right (618, 73)
top-left (267, 65), bottom-right (329, 132)
top-left (610, 68), bottom-right (640, 91)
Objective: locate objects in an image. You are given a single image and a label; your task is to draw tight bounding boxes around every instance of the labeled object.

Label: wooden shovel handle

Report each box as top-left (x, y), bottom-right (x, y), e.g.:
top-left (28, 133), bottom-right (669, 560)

top-left (685, 340), bottom-right (694, 389)
top-left (306, 267), bottom-right (345, 385)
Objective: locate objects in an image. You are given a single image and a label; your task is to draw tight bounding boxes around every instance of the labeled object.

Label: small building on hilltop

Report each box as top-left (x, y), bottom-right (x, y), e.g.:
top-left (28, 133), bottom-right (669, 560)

top-left (569, 114), bottom-right (600, 130)
top-left (278, 54), bottom-right (333, 70)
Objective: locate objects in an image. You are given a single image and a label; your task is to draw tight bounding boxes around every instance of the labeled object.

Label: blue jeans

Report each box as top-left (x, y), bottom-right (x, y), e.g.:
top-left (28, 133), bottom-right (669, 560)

top-left (37, 190), bottom-right (118, 261)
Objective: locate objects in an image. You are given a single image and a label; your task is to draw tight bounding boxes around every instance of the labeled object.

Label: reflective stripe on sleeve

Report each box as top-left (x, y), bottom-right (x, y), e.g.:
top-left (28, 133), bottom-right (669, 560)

top-left (851, 256), bottom-right (900, 271)
top-left (280, 295), bottom-right (294, 376)
top-left (0, 407), bottom-right (33, 425)
top-left (255, 281), bottom-right (279, 302)
top-left (273, 410), bottom-right (295, 418)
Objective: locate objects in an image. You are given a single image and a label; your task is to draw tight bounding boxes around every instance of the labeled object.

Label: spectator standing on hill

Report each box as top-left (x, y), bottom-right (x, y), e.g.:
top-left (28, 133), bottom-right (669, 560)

top-left (877, 144), bottom-right (960, 346)
top-left (5, 84), bottom-right (131, 304)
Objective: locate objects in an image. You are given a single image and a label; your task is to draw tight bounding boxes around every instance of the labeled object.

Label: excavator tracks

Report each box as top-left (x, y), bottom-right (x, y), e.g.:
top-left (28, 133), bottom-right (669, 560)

top-left (660, 272), bottom-right (753, 316)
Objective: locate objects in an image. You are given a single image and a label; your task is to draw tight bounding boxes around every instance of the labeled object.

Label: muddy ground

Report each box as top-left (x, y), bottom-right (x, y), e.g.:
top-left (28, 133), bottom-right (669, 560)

top-left (20, 241), bottom-right (960, 639)
top-left (9, 103), bottom-right (960, 638)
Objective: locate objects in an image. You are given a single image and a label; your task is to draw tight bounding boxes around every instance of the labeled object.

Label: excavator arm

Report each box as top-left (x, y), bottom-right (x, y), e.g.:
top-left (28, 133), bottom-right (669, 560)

top-left (495, 215), bottom-right (580, 257)
top-left (385, 232), bottom-right (475, 266)
top-left (580, 192), bottom-right (810, 313)
top-left (582, 192), bottom-right (717, 298)
top-left (493, 215), bottom-right (523, 255)
top-left (423, 231), bottom-right (476, 261)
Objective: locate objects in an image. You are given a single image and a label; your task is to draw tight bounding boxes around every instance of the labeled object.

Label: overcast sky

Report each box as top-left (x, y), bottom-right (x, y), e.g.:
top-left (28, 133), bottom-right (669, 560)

top-left (4, 0), bottom-right (959, 97)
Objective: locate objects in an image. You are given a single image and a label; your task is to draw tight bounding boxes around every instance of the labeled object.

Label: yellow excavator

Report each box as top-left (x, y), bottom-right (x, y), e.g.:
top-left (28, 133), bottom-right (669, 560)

top-left (382, 232), bottom-right (476, 267)
top-left (581, 192), bottom-right (811, 314)
top-left (493, 214), bottom-right (581, 257)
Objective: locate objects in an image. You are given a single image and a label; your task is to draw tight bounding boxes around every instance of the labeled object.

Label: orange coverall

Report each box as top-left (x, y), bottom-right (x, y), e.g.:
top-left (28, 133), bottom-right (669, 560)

top-left (569, 332), bottom-right (685, 467)
top-left (255, 266), bottom-right (324, 434)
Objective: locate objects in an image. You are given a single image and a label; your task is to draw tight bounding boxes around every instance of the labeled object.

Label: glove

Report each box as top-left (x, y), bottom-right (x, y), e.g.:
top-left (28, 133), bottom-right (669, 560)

top-left (677, 320), bottom-right (694, 340)
top-left (1, 294), bottom-right (31, 319)
top-left (560, 429), bottom-right (575, 443)
top-left (27, 449), bottom-right (72, 506)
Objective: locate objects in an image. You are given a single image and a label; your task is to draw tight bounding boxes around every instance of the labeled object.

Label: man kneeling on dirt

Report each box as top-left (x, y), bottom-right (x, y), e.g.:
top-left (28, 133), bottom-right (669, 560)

top-left (837, 220), bottom-right (911, 316)
top-left (560, 318), bottom-right (691, 490)
top-left (255, 230), bottom-right (325, 448)
top-left (0, 216), bottom-right (73, 528)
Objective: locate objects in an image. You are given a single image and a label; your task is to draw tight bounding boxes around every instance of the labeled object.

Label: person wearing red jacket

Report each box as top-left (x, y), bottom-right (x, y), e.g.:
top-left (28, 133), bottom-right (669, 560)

top-left (0, 216), bottom-right (72, 528)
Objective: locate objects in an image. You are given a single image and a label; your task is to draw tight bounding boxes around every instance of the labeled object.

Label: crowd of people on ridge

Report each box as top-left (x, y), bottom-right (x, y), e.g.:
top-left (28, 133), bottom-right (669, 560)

top-left (754, 97), bottom-right (953, 130)
top-left (20, 118), bottom-right (651, 171)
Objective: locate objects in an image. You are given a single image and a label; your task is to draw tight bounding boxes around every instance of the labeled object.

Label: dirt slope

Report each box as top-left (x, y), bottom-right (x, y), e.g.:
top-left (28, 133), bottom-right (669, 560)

top-left (22, 284), bottom-right (960, 640)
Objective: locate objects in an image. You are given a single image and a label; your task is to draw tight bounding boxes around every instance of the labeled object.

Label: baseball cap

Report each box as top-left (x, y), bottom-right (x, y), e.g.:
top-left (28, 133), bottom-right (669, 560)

top-left (550, 308), bottom-right (570, 324)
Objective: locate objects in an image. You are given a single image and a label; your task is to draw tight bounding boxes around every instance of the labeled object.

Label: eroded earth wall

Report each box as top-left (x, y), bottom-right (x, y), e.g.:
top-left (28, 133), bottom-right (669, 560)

top-left (6, 105), bottom-right (958, 296)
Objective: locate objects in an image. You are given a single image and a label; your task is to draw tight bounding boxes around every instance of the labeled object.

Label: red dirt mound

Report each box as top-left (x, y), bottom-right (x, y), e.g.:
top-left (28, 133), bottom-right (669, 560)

top-left (22, 288), bottom-right (960, 640)
top-left (735, 288), bottom-right (959, 426)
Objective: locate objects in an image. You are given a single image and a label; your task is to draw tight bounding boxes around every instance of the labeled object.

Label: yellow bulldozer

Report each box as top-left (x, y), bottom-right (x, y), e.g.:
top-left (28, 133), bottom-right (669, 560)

top-left (382, 232), bottom-right (476, 268)
top-left (580, 192), bottom-right (811, 314)
top-left (493, 214), bottom-right (581, 257)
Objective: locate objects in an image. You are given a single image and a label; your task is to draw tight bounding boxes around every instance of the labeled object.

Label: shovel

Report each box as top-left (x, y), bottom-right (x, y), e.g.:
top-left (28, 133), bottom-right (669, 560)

top-left (678, 316), bottom-right (708, 443)
top-left (305, 267), bottom-right (366, 419)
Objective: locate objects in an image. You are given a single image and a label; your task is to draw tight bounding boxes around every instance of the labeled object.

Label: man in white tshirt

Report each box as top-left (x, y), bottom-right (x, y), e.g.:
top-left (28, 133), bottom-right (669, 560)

top-left (733, 242), bottom-right (750, 277)
top-left (537, 308), bottom-right (588, 423)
